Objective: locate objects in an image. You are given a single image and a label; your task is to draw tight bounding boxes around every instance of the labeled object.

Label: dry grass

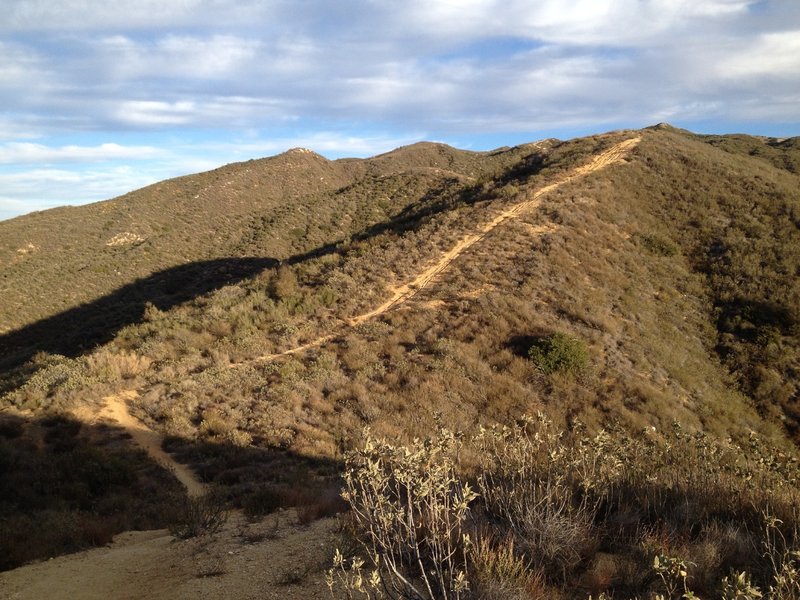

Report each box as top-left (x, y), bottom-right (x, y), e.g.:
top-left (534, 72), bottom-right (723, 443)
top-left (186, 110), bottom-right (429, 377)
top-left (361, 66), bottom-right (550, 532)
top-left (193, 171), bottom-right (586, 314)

top-left (333, 417), bottom-right (800, 599)
top-left (2, 126), bottom-right (800, 589)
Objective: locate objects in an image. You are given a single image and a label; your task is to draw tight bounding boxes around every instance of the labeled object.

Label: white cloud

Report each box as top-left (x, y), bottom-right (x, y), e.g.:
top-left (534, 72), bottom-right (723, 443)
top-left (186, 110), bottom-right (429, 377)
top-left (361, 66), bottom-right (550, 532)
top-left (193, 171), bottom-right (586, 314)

top-left (113, 96), bottom-right (294, 128)
top-left (401, 0), bottom-right (754, 47)
top-left (97, 34), bottom-right (264, 81)
top-left (0, 41), bottom-right (45, 85)
top-left (159, 35), bottom-right (261, 77)
top-left (192, 131), bottom-right (426, 159)
top-left (0, 142), bottom-right (163, 164)
top-left (718, 30), bottom-right (800, 78)
top-left (115, 101), bottom-right (197, 126)
top-left (1, 0), bottom-right (274, 31)
top-left (3, 0), bottom-right (795, 140)
top-left (0, 0), bottom-right (799, 221)
top-left (0, 166), bottom-right (160, 204)
top-left (0, 118), bottom-right (44, 140)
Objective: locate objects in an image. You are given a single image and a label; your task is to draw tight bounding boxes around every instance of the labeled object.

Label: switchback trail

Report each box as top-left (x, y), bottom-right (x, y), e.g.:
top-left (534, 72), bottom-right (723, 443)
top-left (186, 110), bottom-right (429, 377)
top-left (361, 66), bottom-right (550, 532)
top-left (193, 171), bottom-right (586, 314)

top-left (255, 136), bottom-right (640, 361)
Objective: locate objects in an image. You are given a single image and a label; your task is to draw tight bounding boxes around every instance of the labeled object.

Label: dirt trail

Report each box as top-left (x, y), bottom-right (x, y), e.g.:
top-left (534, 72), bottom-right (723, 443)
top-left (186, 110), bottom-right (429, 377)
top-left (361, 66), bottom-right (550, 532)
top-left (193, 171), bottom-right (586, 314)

top-left (0, 511), bottom-right (337, 600)
top-left (71, 137), bottom-right (638, 492)
top-left (262, 136), bottom-right (640, 350)
top-left (91, 392), bottom-right (207, 497)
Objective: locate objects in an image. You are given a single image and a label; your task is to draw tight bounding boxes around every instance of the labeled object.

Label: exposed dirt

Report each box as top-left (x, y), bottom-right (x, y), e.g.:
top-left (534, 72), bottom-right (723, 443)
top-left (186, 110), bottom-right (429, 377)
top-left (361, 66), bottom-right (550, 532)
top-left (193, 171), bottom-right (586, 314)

top-left (72, 391), bottom-right (206, 497)
top-left (268, 137), bottom-right (640, 343)
top-left (68, 137), bottom-right (640, 496)
top-left (0, 510), bottom-right (340, 600)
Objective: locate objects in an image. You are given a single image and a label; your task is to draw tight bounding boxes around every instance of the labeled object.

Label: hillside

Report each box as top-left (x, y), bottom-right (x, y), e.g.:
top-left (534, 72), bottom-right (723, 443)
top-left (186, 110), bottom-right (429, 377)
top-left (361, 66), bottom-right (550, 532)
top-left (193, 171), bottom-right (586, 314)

top-left (0, 142), bottom-right (531, 370)
top-left (2, 125), bottom-right (800, 597)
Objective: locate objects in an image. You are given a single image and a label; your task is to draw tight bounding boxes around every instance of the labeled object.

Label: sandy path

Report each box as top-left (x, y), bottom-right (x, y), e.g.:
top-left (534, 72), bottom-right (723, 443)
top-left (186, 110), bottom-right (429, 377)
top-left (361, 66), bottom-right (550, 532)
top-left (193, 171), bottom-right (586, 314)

top-left (0, 511), bottom-right (339, 600)
top-left (93, 392), bottom-right (207, 497)
top-left (261, 136), bottom-right (640, 352)
top-left (69, 137), bottom-right (638, 493)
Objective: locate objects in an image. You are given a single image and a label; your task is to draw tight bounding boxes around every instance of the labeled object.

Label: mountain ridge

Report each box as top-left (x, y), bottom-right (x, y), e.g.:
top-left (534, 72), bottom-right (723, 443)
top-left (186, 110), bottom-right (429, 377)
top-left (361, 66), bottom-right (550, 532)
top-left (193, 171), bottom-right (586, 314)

top-left (2, 125), bottom-right (800, 591)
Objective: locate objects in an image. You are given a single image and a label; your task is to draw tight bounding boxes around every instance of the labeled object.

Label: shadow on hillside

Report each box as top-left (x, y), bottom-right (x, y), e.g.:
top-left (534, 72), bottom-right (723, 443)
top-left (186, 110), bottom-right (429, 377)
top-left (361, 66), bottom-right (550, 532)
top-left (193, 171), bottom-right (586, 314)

top-left (0, 184), bottom-right (463, 372)
top-left (285, 145), bottom-right (549, 261)
top-left (0, 146), bottom-right (552, 375)
top-left (506, 334), bottom-right (540, 358)
top-left (0, 409), bottom-right (344, 571)
top-left (0, 257), bottom-right (278, 372)
top-left (0, 410), bottom-right (183, 570)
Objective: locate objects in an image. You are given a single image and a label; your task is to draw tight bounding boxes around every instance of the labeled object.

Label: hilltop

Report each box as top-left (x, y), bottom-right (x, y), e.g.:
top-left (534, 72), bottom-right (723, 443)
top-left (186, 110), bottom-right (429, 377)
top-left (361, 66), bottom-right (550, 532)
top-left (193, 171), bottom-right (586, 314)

top-left (1, 125), bottom-right (800, 597)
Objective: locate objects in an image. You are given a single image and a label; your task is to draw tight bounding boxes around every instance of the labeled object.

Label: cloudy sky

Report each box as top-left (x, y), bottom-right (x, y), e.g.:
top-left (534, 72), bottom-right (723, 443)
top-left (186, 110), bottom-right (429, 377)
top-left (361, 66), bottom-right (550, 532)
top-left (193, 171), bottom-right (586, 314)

top-left (1, 0), bottom-right (799, 220)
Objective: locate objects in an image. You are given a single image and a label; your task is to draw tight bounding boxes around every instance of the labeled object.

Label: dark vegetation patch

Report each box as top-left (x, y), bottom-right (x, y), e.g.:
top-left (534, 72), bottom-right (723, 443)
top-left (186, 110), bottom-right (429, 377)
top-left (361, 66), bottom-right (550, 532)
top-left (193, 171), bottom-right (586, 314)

top-left (0, 410), bottom-right (347, 570)
top-left (527, 332), bottom-right (590, 375)
top-left (0, 258), bottom-right (276, 373)
top-left (0, 412), bottom-right (184, 571)
top-left (161, 435), bottom-right (344, 520)
top-left (638, 232), bottom-right (680, 257)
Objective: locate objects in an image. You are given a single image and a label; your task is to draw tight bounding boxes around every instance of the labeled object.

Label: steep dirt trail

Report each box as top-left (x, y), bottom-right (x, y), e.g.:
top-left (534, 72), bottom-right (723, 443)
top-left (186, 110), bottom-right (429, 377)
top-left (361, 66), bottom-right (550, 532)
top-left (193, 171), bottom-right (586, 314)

top-left (90, 392), bottom-right (207, 497)
top-left (260, 136), bottom-right (640, 353)
top-left (73, 137), bottom-right (638, 491)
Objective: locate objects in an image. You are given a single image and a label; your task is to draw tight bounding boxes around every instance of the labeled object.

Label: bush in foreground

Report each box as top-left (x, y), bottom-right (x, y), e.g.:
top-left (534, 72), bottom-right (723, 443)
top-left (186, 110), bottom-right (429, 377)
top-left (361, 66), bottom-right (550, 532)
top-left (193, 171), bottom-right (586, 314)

top-left (168, 488), bottom-right (228, 539)
top-left (330, 416), bottom-right (800, 599)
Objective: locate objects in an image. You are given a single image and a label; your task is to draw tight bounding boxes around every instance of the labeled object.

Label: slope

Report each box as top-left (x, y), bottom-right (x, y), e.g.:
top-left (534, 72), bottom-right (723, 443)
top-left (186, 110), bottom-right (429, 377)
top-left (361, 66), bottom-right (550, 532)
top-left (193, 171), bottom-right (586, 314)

top-left (0, 142), bottom-right (535, 372)
top-left (1, 126), bottom-right (799, 579)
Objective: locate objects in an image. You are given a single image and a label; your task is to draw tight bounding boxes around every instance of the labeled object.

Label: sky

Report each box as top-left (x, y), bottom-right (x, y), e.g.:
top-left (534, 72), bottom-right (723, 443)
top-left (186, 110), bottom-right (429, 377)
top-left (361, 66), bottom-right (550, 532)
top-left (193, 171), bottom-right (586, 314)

top-left (1, 0), bottom-right (799, 221)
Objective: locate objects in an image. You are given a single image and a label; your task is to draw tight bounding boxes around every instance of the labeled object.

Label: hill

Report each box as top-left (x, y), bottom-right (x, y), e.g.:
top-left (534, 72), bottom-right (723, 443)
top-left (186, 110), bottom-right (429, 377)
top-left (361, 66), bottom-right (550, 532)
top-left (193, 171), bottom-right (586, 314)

top-left (1, 125), bottom-right (800, 597)
top-left (0, 141), bottom-right (532, 371)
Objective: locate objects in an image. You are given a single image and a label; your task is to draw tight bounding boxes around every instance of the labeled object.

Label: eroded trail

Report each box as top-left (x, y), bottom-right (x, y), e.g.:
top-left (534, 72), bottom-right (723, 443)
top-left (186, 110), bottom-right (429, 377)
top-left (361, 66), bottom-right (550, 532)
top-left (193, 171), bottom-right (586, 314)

top-left (261, 136), bottom-right (641, 355)
top-left (74, 137), bottom-right (639, 490)
top-left (97, 392), bottom-right (206, 497)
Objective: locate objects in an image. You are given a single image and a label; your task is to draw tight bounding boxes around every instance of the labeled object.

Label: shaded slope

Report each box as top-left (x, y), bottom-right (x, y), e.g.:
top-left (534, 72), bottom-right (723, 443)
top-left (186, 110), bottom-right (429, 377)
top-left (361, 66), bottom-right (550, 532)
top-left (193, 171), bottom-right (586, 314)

top-left (0, 257), bottom-right (276, 374)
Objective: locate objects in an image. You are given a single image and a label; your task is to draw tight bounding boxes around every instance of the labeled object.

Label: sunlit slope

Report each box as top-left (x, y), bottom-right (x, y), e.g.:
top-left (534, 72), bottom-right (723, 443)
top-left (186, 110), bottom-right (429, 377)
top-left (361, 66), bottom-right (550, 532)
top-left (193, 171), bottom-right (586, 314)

top-left (0, 143), bottom-right (532, 336)
top-left (3, 126), bottom-right (798, 454)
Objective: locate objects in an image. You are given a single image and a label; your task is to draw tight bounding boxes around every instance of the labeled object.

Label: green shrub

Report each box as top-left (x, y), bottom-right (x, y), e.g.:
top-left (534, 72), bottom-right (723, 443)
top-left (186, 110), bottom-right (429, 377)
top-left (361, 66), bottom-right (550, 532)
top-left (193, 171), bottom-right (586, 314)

top-left (527, 333), bottom-right (589, 375)
top-left (640, 232), bottom-right (679, 257)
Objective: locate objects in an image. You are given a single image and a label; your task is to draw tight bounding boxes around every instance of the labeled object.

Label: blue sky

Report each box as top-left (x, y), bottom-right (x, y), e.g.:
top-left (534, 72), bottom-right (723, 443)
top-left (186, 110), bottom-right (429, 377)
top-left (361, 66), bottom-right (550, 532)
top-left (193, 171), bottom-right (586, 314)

top-left (1, 0), bottom-right (799, 220)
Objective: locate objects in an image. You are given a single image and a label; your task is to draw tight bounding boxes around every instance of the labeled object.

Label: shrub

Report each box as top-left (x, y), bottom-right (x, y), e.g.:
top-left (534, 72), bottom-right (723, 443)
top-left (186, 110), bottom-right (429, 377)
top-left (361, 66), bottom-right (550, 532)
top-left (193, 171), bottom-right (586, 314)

top-left (242, 486), bottom-right (284, 518)
top-left (332, 416), bottom-right (800, 598)
top-left (471, 536), bottom-right (547, 600)
top-left (85, 349), bottom-right (152, 382)
top-left (640, 233), bottom-right (679, 257)
top-left (527, 332), bottom-right (589, 375)
top-left (168, 489), bottom-right (228, 539)
top-left (329, 427), bottom-right (476, 600)
top-left (2, 354), bottom-right (95, 409)
top-left (476, 415), bottom-right (604, 582)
